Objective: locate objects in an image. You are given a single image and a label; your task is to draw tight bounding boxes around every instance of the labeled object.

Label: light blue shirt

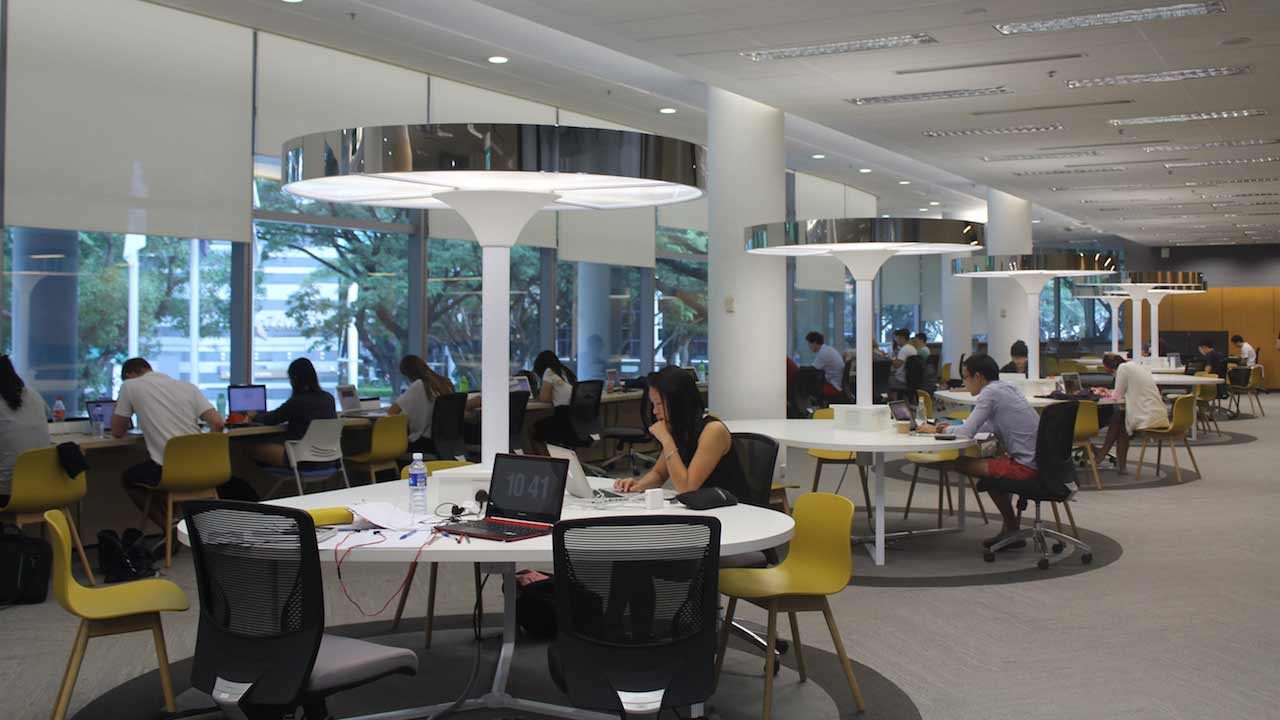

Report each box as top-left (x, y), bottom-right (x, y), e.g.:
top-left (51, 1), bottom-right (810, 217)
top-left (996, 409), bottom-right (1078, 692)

top-left (811, 344), bottom-right (845, 389)
top-left (943, 380), bottom-right (1040, 469)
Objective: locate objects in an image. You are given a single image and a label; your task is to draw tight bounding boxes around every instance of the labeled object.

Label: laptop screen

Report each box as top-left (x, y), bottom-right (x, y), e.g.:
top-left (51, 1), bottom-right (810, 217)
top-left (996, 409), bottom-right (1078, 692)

top-left (509, 376), bottom-right (532, 394)
top-left (227, 385), bottom-right (267, 414)
top-left (336, 384), bottom-right (360, 411)
top-left (1062, 372), bottom-right (1082, 395)
top-left (86, 400), bottom-right (116, 425)
top-left (888, 400), bottom-right (913, 423)
top-left (487, 454), bottom-right (569, 525)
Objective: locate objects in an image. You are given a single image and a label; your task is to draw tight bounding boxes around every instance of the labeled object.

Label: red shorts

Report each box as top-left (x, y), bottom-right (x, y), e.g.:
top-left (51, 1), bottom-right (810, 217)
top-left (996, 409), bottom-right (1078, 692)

top-left (984, 457), bottom-right (1038, 482)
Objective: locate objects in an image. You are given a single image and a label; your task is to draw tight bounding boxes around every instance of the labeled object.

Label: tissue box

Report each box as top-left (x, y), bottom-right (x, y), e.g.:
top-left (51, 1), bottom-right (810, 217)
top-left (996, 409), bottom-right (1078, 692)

top-left (833, 404), bottom-right (891, 432)
top-left (428, 464), bottom-right (491, 511)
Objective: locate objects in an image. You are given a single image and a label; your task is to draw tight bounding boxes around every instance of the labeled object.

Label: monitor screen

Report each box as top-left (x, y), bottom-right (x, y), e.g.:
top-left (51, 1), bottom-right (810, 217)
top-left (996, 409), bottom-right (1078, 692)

top-left (509, 376), bottom-right (532, 394)
top-left (227, 385), bottom-right (267, 414)
top-left (86, 400), bottom-right (116, 425)
top-left (1062, 372), bottom-right (1082, 395)
top-left (486, 454), bottom-right (568, 525)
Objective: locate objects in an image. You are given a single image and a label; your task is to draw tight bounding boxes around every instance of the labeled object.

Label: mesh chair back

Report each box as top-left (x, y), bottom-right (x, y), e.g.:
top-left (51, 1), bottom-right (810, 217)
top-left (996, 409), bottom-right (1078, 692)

top-left (731, 433), bottom-right (779, 507)
top-left (287, 418), bottom-right (345, 464)
top-left (568, 380), bottom-right (605, 443)
top-left (185, 500), bottom-right (324, 709)
top-left (430, 392), bottom-right (469, 460)
top-left (905, 355), bottom-right (925, 396)
top-left (518, 369), bottom-right (540, 396)
top-left (871, 360), bottom-right (891, 401)
top-left (840, 358), bottom-right (856, 403)
top-left (1033, 401), bottom-right (1079, 496)
top-left (509, 390), bottom-right (531, 452)
top-left (552, 516), bottom-right (721, 713)
top-left (792, 367), bottom-right (825, 415)
top-left (5, 448), bottom-right (86, 513)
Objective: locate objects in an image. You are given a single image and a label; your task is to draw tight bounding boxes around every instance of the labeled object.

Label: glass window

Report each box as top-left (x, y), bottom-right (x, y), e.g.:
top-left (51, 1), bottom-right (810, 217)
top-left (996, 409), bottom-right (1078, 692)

top-left (794, 289), bottom-right (844, 362)
top-left (4, 227), bottom-right (232, 412)
top-left (558, 261), bottom-right (643, 380)
top-left (655, 255), bottom-right (708, 373)
top-left (878, 305), bottom-right (919, 346)
top-left (252, 220), bottom-right (409, 408)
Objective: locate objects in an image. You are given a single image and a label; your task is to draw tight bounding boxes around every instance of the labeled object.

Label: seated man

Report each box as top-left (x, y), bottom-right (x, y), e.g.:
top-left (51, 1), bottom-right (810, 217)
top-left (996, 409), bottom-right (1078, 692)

top-left (887, 328), bottom-right (917, 398)
top-left (1092, 353), bottom-right (1170, 473)
top-left (1232, 334), bottom-right (1258, 367)
top-left (1000, 340), bottom-right (1029, 375)
top-left (805, 331), bottom-right (844, 399)
top-left (1198, 338), bottom-right (1226, 377)
top-left (112, 357), bottom-right (225, 528)
top-left (918, 354), bottom-right (1040, 550)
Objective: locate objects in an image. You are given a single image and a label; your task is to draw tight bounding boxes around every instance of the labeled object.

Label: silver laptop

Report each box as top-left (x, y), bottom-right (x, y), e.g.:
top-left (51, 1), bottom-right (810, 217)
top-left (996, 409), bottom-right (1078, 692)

top-left (546, 444), bottom-right (626, 500)
top-left (336, 384), bottom-right (361, 412)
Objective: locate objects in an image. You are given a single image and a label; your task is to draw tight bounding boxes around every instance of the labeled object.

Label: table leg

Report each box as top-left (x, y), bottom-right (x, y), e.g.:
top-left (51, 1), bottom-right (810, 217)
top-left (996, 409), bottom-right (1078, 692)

top-left (957, 468), bottom-right (967, 530)
top-left (874, 452), bottom-right (885, 566)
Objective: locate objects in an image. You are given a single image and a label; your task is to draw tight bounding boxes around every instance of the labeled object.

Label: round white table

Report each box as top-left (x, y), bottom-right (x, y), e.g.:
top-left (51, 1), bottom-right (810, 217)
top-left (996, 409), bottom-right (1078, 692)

top-left (724, 419), bottom-right (976, 567)
top-left (179, 477), bottom-right (793, 720)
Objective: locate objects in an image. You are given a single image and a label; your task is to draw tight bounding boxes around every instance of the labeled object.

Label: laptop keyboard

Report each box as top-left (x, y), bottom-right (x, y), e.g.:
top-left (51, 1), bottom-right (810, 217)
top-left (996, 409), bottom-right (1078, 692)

top-left (443, 520), bottom-right (550, 540)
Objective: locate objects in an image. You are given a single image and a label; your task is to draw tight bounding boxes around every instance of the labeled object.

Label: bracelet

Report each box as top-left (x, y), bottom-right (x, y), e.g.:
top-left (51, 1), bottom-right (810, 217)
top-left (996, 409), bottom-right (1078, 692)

top-left (664, 450), bottom-right (678, 463)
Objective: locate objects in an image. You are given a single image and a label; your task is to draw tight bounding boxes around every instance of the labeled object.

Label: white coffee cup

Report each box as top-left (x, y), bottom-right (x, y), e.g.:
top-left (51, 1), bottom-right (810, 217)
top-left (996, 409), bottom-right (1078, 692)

top-left (645, 488), bottom-right (665, 510)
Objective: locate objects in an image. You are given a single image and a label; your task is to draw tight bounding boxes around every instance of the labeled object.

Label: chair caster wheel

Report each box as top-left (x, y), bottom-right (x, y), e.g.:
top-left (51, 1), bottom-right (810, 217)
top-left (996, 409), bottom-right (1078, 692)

top-left (983, 552), bottom-right (995, 563)
top-left (1081, 553), bottom-right (1093, 565)
top-left (1037, 558), bottom-right (1051, 570)
top-left (1052, 542), bottom-right (1065, 554)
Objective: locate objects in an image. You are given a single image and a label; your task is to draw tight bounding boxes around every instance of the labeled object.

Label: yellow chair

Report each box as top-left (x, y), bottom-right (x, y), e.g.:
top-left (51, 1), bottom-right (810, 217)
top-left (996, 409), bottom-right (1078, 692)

top-left (808, 408), bottom-right (871, 530)
top-left (939, 362), bottom-right (952, 385)
top-left (44, 509), bottom-right (188, 720)
top-left (1227, 366), bottom-right (1265, 417)
top-left (346, 414), bottom-right (409, 484)
top-left (1, 448), bottom-right (95, 585)
top-left (1136, 395), bottom-right (1200, 484)
top-left (390, 460), bottom-right (475, 646)
top-left (903, 391), bottom-right (988, 526)
top-left (1073, 400), bottom-right (1103, 491)
top-left (1194, 372), bottom-right (1222, 436)
top-left (717, 493), bottom-right (865, 720)
top-left (139, 433), bottom-right (231, 568)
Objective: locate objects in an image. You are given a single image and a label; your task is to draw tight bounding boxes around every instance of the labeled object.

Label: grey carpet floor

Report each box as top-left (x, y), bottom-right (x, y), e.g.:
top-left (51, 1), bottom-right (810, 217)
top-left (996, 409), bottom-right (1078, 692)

top-left (3, 395), bottom-right (1278, 719)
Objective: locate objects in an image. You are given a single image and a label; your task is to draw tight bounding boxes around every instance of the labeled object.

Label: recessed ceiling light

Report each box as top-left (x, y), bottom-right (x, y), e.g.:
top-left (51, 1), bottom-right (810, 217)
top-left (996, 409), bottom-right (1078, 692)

top-left (982, 150), bottom-right (1102, 162)
top-left (1109, 109), bottom-right (1267, 126)
top-left (846, 86), bottom-right (1009, 105)
top-left (1164, 156), bottom-right (1280, 169)
top-left (898, 180), bottom-right (912, 185)
top-left (1185, 177), bottom-right (1280, 186)
top-left (658, 107), bottom-right (678, 115)
top-left (486, 55), bottom-right (509, 64)
top-left (1013, 167), bottom-right (1127, 176)
top-left (972, 100), bottom-right (1132, 116)
top-left (922, 123), bottom-right (1063, 138)
top-left (881, 214), bottom-right (891, 218)
top-left (1220, 36), bottom-right (1253, 46)
top-left (1032, 219), bottom-right (1042, 224)
top-left (811, 153), bottom-right (826, 159)
top-left (993, 2), bottom-right (1226, 35)
top-left (919, 208), bottom-right (930, 212)
top-left (929, 201), bottom-right (941, 206)
top-left (896, 53), bottom-right (1085, 75)
top-left (858, 168), bottom-right (873, 173)
top-left (1066, 66), bottom-right (1250, 88)
top-left (1041, 139), bottom-right (1171, 150)
top-left (741, 33), bottom-right (937, 61)
top-left (281, 0), bottom-right (304, 3)
top-left (1143, 138), bottom-right (1279, 152)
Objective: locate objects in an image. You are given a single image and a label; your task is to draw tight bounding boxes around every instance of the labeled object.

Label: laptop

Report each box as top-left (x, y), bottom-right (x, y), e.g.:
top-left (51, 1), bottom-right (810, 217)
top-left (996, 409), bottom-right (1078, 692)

top-left (1061, 372), bottom-right (1082, 396)
top-left (85, 399), bottom-right (116, 426)
top-left (226, 385), bottom-right (267, 424)
top-left (509, 375), bottom-right (532, 394)
top-left (336, 384), bottom-right (361, 412)
top-left (435, 454), bottom-right (569, 542)
top-left (546, 444), bottom-right (626, 501)
top-left (888, 399), bottom-right (918, 431)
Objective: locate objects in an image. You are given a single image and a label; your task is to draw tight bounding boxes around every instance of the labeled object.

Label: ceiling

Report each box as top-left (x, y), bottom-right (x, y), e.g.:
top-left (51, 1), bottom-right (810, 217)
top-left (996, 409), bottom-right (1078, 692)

top-left (147, 0), bottom-right (1280, 248)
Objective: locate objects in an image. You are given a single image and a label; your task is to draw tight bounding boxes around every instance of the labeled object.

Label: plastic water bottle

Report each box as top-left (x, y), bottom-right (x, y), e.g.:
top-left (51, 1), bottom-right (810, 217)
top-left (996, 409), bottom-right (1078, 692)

top-left (407, 453), bottom-right (429, 522)
top-left (457, 374), bottom-right (470, 393)
top-left (52, 397), bottom-right (66, 422)
top-left (216, 392), bottom-right (227, 416)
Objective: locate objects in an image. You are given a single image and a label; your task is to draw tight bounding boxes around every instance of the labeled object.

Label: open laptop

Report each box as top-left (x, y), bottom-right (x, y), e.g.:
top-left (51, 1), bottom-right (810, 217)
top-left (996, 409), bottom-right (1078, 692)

top-left (226, 385), bottom-right (267, 425)
top-left (336, 384), bottom-right (361, 412)
top-left (435, 454), bottom-right (569, 542)
top-left (509, 375), bottom-right (532, 394)
top-left (85, 399), bottom-right (116, 426)
top-left (888, 399), bottom-right (918, 431)
top-left (546, 444), bottom-right (626, 501)
top-left (1061, 372), bottom-right (1082, 396)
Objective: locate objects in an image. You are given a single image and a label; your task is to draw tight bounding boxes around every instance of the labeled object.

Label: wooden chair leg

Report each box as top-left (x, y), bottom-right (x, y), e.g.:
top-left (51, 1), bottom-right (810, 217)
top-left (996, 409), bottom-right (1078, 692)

top-left (714, 597), bottom-right (737, 683)
top-left (1062, 500), bottom-right (1079, 538)
top-left (787, 611), bottom-right (807, 683)
top-left (151, 615), bottom-right (177, 712)
top-left (1155, 439), bottom-right (1163, 476)
top-left (391, 562), bottom-right (418, 631)
top-left (811, 459), bottom-right (825, 493)
top-left (163, 495), bottom-right (174, 569)
top-left (1167, 438), bottom-right (1183, 484)
top-left (934, 467), bottom-right (944, 528)
top-left (1135, 437), bottom-right (1150, 481)
top-left (966, 475), bottom-right (990, 524)
top-left (762, 602), bottom-right (778, 720)
top-left (51, 620), bottom-right (90, 720)
top-left (424, 563), bottom-right (439, 648)
top-left (1050, 501), bottom-right (1064, 533)
top-left (1183, 437), bottom-right (1201, 478)
top-left (905, 465), bottom-right (920, 520)
top-left (821, 598), bottom-right (866, 713)
top-left (943, 470), bottom-right (955, 516)
top-left (1085, 449), bottom-right (1102, 491)
top-left (63, 510), bottom-right (96, 586)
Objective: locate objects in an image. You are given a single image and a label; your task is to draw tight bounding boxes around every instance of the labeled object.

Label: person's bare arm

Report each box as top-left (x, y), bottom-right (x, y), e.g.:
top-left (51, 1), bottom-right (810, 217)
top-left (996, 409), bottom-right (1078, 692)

top-left (616, 453), bottom-right (668, 492)
top-left (201, 408), bottom-right (226, 433)
top-left (661, 421), bottom-right (732, 494)
top-left (387, 403), bottom-right (403, 415)
top-left (110, 415), bottom-right (131, 439)
top-left (538, 379), bottom-right (555, 403)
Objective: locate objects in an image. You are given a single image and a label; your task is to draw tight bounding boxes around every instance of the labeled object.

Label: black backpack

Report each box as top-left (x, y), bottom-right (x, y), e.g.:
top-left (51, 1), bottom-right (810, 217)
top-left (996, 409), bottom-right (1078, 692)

top-left (97, 528), bottom-right (157, 583)
top-left (0, 524), bottom-right (52, 605)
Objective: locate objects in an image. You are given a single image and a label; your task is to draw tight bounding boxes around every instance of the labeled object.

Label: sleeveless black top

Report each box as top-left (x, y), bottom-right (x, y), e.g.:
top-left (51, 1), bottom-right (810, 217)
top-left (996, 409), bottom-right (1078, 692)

top-left (677, 414), bottom-right (749, 501)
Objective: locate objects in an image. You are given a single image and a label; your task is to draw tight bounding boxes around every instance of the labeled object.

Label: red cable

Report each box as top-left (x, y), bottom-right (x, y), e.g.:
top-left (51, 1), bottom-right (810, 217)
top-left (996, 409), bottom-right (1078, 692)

top-left (333, 531), bottom-right (434, 617)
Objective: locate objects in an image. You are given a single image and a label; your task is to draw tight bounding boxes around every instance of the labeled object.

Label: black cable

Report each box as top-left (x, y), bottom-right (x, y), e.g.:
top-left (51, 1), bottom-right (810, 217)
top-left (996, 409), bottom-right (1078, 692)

top-left (427, 570), bottom-right (492, 719)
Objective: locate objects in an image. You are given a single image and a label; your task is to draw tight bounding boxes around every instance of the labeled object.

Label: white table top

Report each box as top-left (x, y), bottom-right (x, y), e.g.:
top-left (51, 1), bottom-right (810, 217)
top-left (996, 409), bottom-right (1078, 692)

top-left (178, 477), bottom-right (794, 564)
top-left (1152, 374), bottom-right (1224, 385)
top-left (935, 389), bottom-right (1067, 409)
top-left (723, 418), bottom-right (976, 453)
top-left (1149, 366), bottom-right (1188, 374)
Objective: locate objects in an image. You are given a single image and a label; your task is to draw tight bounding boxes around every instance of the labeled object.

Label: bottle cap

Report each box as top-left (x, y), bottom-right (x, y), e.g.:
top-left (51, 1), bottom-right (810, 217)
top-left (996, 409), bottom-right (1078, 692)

top-left (412, 452), bottom-right (424, 461)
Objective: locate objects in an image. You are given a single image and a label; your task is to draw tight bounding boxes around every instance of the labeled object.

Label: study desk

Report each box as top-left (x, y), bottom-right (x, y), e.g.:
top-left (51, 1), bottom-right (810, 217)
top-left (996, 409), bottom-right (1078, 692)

top-left (178, 477), bottom-right (792, 720)
top-left (723, 419), bottom-right (976, 566)
top-left (51, 417), bottom-right (373, 452)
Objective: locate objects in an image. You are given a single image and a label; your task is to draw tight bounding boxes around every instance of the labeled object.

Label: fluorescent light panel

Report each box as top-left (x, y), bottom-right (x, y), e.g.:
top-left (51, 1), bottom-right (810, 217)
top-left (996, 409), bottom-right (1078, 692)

top-left (1066, 65), bottom-right (1250, 88)
top-left (993, 2), bottom-right (1226, 35)
top-left (896, 53), bottom-right (1085, 74)
top-left (971, 100), bottom-right (1132, 116)
top-left (1144, 138), bottom-right (1278, 152)
top-left (741, 33), bottom-right (936, 61)
top-left (1042, 139), bottom-right (1171, 150)
top-left (982, 150), bottom-right (1101, 162)
top-left (1110, 109), bottom-right (1267, 126)
top-left (847, 86), bottom-right (1009, 105)
top-left (1165, 156), bottom-right (1280, 168)
top-left (1014, 167), bottom-right (1127, 176)
top-left (922, 123), bottom-right (1063, 138)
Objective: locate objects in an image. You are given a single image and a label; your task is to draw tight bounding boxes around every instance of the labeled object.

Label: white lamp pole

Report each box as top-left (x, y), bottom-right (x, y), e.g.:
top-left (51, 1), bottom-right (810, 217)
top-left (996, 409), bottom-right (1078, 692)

top-left (832, 249), bottom-right (898, 406)
top-left (1104, 296), bottom-right (1127, 355)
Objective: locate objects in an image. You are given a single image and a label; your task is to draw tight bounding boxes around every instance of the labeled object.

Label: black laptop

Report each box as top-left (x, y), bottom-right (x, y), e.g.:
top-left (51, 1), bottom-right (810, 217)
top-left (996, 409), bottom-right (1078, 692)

top-left (436, 454), bottom-right (569, 542)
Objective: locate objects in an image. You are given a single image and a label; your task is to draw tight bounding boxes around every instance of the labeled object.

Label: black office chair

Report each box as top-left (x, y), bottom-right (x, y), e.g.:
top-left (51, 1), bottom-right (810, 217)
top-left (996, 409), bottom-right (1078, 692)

top-left (509, 390), bottom-right (531, 453)
top-left (549, 515), bottom-right (721, 718)
top-left (980, 402), bottom-right (1094, 570)
top-left (791, 367), bottom-right (826, 417)
top-left (839, 357), bottom-right (857, 404)
top-left (428, 392), bottom-right (469, 461)
top-left (870, 359), bottom-right (892, 404)
top-left (565, 379), bottom-right (605, 448)
top-left (184, 501), bottom-right (417, 720)
top-left (518, 369), bottom-right (540, 396)
top-left (904, 355), bottom-right (926, 403)
top-left (600, 379), bottom-right (655, 475)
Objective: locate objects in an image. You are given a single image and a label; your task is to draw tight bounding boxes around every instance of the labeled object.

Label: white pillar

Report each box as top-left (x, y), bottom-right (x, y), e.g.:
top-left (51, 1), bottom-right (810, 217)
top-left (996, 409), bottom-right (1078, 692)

top-left (834, 249), bottom-right (898, 406)
top-left (1149, 293), bottom-right (1166, 358)
top-left (438, 190), bottom-right (557, 464)
top-left (1011, 275), bottom-right (1051, 379)
top-left (346, 282), bottom-right (360, 386)
top-left (1128, 289), bottom-right (1149, 360)
top-left (708, 88), bottom-right (786, 418)
top-left (124, 234), bottom-right (147, 358)
top-left (984, 189), bottom-right (1033, 367)
top-left (940, 260), bottom-right (972, 374)
top-left (1104, 296), bottom-right (1127, 355)
top-left (189, 239), bottom-right (201, 389)
top-left (575, 262), bottom-right (612, 381)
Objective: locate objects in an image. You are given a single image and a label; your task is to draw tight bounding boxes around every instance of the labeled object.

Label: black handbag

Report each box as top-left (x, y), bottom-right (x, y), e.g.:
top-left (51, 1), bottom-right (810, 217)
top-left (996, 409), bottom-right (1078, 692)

top-left (0, 524), bottom-right (52, 605)
top-left (674, 486), bottom-right (738, 510)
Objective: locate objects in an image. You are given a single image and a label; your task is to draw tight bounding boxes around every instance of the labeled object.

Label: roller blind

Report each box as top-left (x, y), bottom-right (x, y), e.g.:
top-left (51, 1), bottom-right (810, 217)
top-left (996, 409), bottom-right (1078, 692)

top-left (255, 33), bottom-right (429, 155)
top-left (558, 208), bottom-right (656, 268)
top-left (881, 255), bottom-right (921, 306)
top-left (657, 197), bottom-right (708, 233)
top-left (793, 174), bottom-right (848, 293)
top-left (429, 77), bottom-right (557, 124)
top-left (844, 185), bottom-right (877, 217)
top-left (5, 0), bottom-right (253, 242)
top-left (557, 110), bottom-right (640, 132)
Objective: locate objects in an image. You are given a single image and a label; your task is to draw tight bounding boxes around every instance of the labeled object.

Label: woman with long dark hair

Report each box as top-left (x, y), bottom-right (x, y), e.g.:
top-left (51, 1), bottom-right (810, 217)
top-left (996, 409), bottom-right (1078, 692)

top-left (246, 357), bottom-right (336, 467)
top-left (389, 354), bottom-right (455, 455)
top-left (0, 355), bottom-right (51, 506)
top-left (530, 350), bottom-right (578, 452)
top-left (613, 366), bottom-right (747, 498)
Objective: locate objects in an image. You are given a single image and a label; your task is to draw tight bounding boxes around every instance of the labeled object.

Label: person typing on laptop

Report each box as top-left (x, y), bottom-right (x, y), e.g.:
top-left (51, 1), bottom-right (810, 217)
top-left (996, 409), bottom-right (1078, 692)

top-left (917, 354), bottom-right (1040, 551)
top-left (243, 358), bottom-right (336, 467)
top-left (612, 366), bottom-right (748, 499)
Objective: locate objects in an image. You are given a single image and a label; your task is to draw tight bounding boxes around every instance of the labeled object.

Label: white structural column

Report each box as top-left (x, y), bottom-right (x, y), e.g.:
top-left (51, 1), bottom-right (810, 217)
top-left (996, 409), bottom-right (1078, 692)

top-left (189, 238), bottom-right (201, 388)
top-left (984, 189), bottom-right (1034, 367)
top-left (1104, 296), bottom-right (1127, 355)
top-left (834, 250), bottom-right (899, 405)
top-left (1010, 275), bottom-right (1053, 380)
top-left (1148, 293), bottom-right (1166, 358)
top-left (940, 260), bottom-right (972, 374)
top-left (575, 262), bottom-right (611, 380)
top-left (1128, 289), bottom-right (1150, 360)
top-left (707, 88), bottom-right (786, 418)
top-left (437, 190), bottom-right (557, 464)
